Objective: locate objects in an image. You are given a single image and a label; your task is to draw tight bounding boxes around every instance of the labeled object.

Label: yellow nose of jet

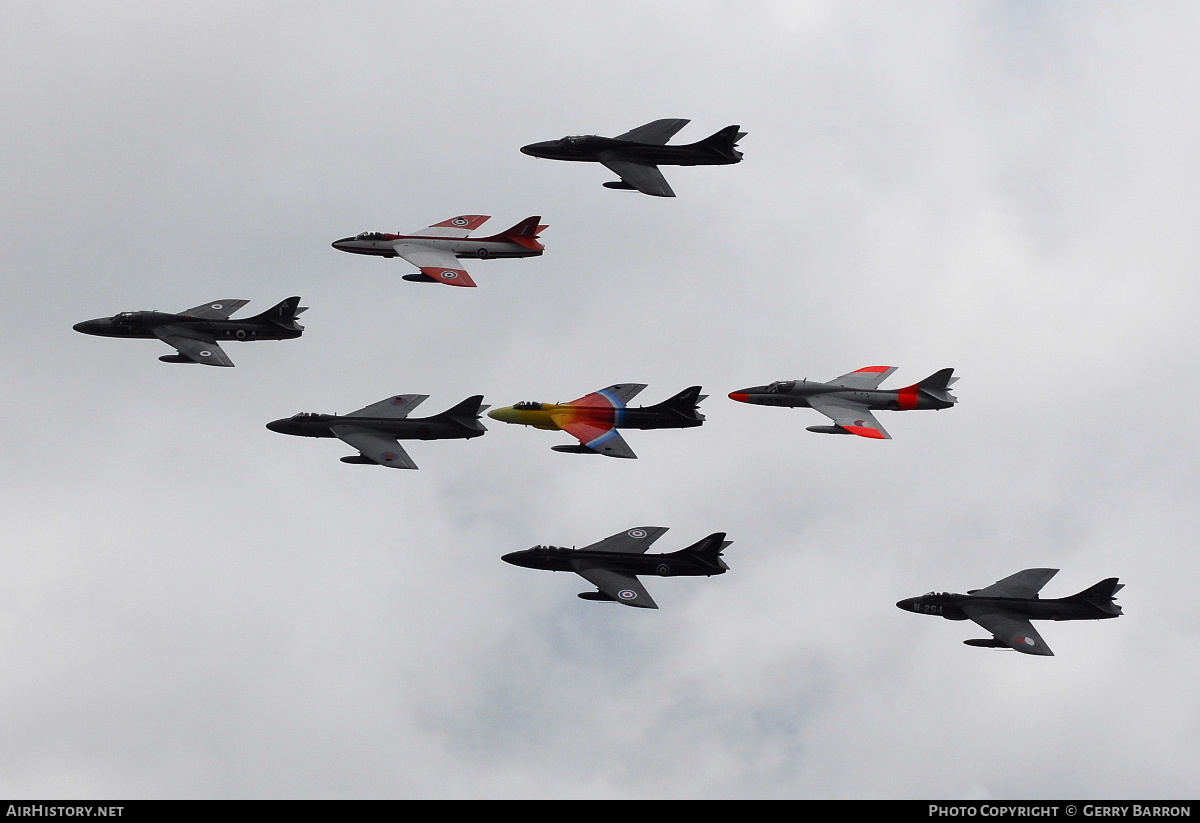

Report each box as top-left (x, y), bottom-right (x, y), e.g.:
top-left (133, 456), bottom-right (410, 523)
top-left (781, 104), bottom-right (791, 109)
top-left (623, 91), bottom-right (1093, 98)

top-left (487, 406), bottom-right (519, 424)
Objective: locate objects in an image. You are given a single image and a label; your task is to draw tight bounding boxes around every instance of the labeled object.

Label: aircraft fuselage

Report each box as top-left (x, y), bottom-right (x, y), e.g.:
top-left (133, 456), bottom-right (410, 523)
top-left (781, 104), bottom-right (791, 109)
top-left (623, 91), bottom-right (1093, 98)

top-left (265, 413), bottom-right (484, 441)
top-left (896, 593), bottom-right (1121, 622)
top-left (487, 402), bottom-right (704, 431)
top-left (729, 381), bottom-right (954, 412)
top-left (502, 546), bottom-right (729, 577)
top-left (72, 312), bottom-right (301, 342)
top-left (331, 233), bottom-right (543, 259)
top-left (520, 136), bottom-right (740, 166)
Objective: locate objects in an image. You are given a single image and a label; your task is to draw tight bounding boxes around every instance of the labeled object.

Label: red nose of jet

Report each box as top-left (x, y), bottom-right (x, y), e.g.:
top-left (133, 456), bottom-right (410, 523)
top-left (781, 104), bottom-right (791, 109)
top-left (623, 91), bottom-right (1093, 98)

top-left (728, 392), bottom-right (749, 403)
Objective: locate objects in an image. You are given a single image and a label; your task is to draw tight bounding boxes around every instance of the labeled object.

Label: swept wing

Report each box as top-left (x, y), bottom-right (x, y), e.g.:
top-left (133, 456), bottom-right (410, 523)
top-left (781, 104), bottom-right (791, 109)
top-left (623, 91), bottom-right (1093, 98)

top-left (555, 422), bottom-right (637, 458)
top-left (580, 526), bottom-right (670, 554)
top-left (806, 396), bottom-right (891, 439)
top-left (406, 214), bottom-right (490, 238)
top-left (571, 562), bottom-right (658, 609)
top-left (960, 604), bottom-right (1055, 656)
top-left (615, 118), bottom-right (690, 144)
top-left (826, 366), bottom-right (897, 390)
top-left (152, 326), bottom-right (234, 367)
top-left (598, 154), bottom-right (676, 198)
top-left (180, 299), bottom-right (250, 320)
top-left (971, 568), bottom-right (1059, 599)
top-left (328, 425), bottom-right (418, 469)
top-left (568, 383), bottom-right (647, 407)
top-left (391, 244), bottom-right (477, 287)
top-left (347, 394), bottom-right (429, 419)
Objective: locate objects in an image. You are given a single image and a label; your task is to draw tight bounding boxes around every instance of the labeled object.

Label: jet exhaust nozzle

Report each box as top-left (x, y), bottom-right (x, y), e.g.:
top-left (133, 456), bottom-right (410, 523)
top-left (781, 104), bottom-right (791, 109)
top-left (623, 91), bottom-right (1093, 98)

top-left (963, 638), bottom-right (1010, 649)
top-left (806, 425), bottom-right (851, 435)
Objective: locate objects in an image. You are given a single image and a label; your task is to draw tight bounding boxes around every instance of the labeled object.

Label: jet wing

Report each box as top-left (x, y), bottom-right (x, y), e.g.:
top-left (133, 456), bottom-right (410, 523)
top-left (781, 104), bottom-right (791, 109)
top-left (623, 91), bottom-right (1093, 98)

top-left (806, 396), bottom-right (891, 439)
top-left (568, 383), bottom-right (647, 408)
top-left (960, 604), bottom-right (1055, 656)
top-left (580, 526), bottom-right (670, 554)
top-left (826, 366), bottom-right (897, 390)
top-left (391, 243), bottom-right (477, 287)
top-left (406, 214), bottom-right (490, 238)
top-left (970, 568), bottom-right (1059, 599)
top-left (614, 118), bottom-right (690, 145)
top-left (152, 326), bottom-right (234, 367)
top-left (554, 420), bottom-right (638, 458)
top-left (179, 299), bottom-right (250, 320)
top-left (597, 154), bottom-right (676, 198)
top-left (328, 425), bottom-right (418, 469)
top-left (347, 394), bottom-right (430, 419)
top-left (571, 562), bottom-right (658, 609)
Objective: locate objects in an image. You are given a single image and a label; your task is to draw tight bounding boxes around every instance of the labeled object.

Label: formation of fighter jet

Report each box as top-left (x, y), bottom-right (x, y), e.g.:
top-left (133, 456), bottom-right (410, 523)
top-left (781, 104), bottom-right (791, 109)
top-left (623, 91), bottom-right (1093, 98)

top-left (729, 366), bottom-right (958, 439)
top-left (487, 384), bottom-right (706, 458)
top-left (521, 119), bottom-right (745, 197)
top-left (503, 526), bottom-right (731, 609)
top-left (266, 394), bottom-right (488, 469)
top-left (73, 297), bottom-right (306, 367)
top-left (897, 569), bottom-right (1123, 656)
top-left (332, 214), bottom-right (546, 288)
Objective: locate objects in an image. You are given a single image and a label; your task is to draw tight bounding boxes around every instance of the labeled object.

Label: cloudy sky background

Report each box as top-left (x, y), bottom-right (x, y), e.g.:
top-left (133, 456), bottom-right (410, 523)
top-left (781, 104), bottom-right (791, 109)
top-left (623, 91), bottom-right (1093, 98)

top-left (2, 0), bottom-right (1199, 798)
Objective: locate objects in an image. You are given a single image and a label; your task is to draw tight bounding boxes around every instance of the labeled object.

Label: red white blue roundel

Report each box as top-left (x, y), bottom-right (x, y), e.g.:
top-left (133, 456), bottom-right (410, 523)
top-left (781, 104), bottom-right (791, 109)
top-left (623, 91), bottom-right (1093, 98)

top-left (656, 564), bottom-right (670, 576)
top-left (390, 396), bottom-right (407, 406)
top-left (382, 452), bottom-right (399, 462)
top-left (441, 270), bottom-right (459, 279)
top-left (628, 529), bottom-right (647, 539)
top-left (452, 217), bottom-right (469, 226)
top-left (210, 303), bottom-right (224, 310)
top-left (618, 590), bottom-right (638, 600)
top-left (199, 350), bottom-right (212, 357)
top-left (1014, 635), bottom-right (1037, 647)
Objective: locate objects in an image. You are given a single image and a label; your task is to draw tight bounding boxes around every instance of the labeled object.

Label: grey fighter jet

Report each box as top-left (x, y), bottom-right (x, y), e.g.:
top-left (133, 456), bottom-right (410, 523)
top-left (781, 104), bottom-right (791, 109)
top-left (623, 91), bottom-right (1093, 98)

top-left (897, 569), bottom-right (1124, 656)
top-left (73, 297), bottom-right (306, 367)
top-left (520, 119), bottom-right (745, 197)
top-left (503, 527), bottom-right (731, 609)
top-left (729, 366), bottom-right (958, 439)
top-left (266, 394), bottom-right (487, 469)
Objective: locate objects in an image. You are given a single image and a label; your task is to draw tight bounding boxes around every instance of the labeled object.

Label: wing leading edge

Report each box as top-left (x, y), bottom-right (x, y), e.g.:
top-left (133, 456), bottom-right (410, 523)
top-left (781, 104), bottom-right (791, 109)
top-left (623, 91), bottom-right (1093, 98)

top-left (598, 155), bottom-right (676, 198)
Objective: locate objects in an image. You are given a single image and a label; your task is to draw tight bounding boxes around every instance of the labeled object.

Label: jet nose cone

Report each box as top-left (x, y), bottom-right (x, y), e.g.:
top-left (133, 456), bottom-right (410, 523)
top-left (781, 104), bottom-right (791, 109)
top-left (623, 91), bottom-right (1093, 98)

top-left (520, 141), bottom-right (554, 158)
top-left (728, 391), bottom-right (750, 403)
top-left (73, 319), bottom-right (102, 334)
top-left (331, 237), bottom-right (354, 251)
top-left (265, 418), bottom-right (289, 434)
top-left (487, 407), bottom-right (516, 423)
top-left (501, 551), bottom-right (531, 567)
top-left (896, 598), bottom-right (917, 611)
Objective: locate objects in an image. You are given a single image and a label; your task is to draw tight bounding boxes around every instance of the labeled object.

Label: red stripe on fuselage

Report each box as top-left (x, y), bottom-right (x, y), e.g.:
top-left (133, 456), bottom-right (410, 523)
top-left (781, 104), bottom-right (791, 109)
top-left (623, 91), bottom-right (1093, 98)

top-left (897, 385), bottom-right (920, 410)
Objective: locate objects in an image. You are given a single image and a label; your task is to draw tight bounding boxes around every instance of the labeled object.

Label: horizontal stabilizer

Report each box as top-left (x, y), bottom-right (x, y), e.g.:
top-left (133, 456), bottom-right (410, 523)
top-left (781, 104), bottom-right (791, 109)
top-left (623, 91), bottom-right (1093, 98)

top-left (1066, 578), bottom-right (1124, 615)
top-left (248, 296), bottom-right (305, 329)
top-left (429, 395), bottom-right (489, 431)
top-left (915, 368), bottom-right (958, 403)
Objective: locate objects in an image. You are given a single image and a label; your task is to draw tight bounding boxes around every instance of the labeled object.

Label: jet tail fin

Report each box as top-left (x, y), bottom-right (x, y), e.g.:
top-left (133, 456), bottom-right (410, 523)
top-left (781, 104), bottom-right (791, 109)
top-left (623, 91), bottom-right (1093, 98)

top-left (648, 385), bottom-right (706, 416)
top-left (677, 532), bottom-right (730, 572)
top-left (478, 216), bottom-right (545, 250)
top-left (906, 368), bottom-right (957, 404)
top-left (690, 125), bottom-right (745, 161)
top-left (1065, 578), bottom-right (1124, 616)
top-left (429, 395), bottom-right (490, 433)
top-left (248, 296), bottom-right (307, 331)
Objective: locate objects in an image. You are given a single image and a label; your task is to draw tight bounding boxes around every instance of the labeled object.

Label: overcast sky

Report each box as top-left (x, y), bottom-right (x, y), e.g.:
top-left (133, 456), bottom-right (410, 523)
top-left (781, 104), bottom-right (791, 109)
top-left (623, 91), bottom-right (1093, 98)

top-left (2, 0), bottom-right (1199, 799)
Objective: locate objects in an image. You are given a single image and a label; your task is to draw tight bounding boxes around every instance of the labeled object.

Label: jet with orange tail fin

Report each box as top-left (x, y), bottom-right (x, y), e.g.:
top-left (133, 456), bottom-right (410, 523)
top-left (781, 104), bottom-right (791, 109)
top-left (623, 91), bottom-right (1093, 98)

top-left (728, 367), bottom-right (958, 439)
top-left (488, 384), bottom-right (706, 458)
top-left (331, 214), bottom-right (546, 287)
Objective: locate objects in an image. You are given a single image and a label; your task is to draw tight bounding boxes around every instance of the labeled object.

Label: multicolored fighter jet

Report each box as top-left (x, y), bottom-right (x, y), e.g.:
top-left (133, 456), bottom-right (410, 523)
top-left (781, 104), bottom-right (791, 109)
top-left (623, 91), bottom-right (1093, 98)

top-left (72, 297), bottom-right (306, 367)
top-left (520, 119), bottom-right (745, 197)
top-left (266, 394), bottom-right (488, 469)
top-left (487, 384), bottom-right (706, 458)
top-left (502, 526), bottom-right (731, 609)
top-left (897, 569), bottom-right (1124, 656)
top-left (331, 214), bottom-right (546, 288)
top-left (728, 366), bottom-right (958, 440)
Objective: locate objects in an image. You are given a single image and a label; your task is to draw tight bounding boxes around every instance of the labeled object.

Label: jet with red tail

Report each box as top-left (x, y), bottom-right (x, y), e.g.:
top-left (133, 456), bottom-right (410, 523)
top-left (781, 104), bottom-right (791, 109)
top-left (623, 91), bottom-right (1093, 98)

top-left (728, 366), bottom-right (958, 440)
top-left (332, 214), bottom-right (546, 288)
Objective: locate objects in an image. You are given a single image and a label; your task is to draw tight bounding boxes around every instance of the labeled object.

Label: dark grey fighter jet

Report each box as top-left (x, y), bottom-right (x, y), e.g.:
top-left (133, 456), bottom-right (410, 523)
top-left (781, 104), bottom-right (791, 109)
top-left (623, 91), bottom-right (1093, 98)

top-left (729, 366), bottom-right (958, 439)
top-left (520, 119), bottom-right (745, 197)
top-left (73, 297), bottom-right (306, 367)
top-left (503, 527), bottom-right (731, 609)
top-left (897, 569), bottom-right (1124, 656)
top-left (266, 393), bottom-right (488, 469)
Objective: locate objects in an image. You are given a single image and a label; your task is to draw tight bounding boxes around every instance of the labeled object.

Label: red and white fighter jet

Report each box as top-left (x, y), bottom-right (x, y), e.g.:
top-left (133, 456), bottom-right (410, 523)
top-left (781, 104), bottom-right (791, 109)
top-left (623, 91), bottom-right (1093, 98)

top-left (332, 215), bottom-right (546, 288)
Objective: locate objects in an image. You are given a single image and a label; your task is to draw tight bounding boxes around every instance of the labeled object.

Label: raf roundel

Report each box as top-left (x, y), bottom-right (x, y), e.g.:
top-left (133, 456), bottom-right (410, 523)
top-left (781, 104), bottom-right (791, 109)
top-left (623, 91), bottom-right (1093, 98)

top-left (656, 564), bottom-right (670, 576)
top-left (381, 452), bottom-right (399, 462)
top-left (441, 271), bottom-right (459, 280)
top-left (210, 303), bottom-right (223, 310)
top-left (452, 217), bottom-right (469, 226)
top-left (390, 397), bottom-right (407, 406)
top-left (618, 590), bottom-right (638, 600)
top-left (199, 350), bottom-right (212, 357)
top-left (1015, 635), bottom-right (1037, 647)
top-left (628, 529), bottom-right (647, 539)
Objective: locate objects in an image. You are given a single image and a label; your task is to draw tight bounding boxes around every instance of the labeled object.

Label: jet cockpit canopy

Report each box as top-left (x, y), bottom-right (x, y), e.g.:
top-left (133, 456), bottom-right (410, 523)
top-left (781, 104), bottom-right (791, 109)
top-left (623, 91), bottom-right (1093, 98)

top-left (355, 231), bottom-right (389, 241)
top-left (514, 401), bottom-right (544, 411)
top-left (767, 380), bottom-right (796, 393)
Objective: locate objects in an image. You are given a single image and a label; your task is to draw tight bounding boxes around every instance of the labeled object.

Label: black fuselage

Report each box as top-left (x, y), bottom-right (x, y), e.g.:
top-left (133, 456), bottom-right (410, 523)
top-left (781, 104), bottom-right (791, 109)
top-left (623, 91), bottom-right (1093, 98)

top-left (265, 413), bottom-right (484, 441)
top-left (520, 136), bottom-right (739, 166)
top-left (502, 546), bottom-right (729, 577)
top-left (73, 312), bottom-right (301, 342)
top-left (896, 592), bottom-right (1121, 622)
